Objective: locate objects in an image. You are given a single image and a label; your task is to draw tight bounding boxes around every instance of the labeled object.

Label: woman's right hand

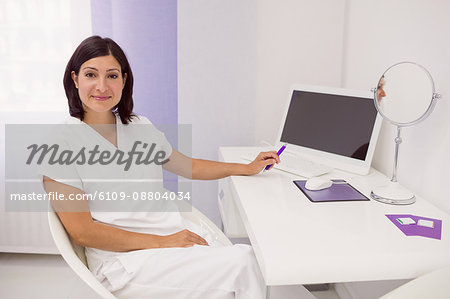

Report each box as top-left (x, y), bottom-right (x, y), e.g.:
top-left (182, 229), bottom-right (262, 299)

top-left (160, 229), bottom-right (209, 248)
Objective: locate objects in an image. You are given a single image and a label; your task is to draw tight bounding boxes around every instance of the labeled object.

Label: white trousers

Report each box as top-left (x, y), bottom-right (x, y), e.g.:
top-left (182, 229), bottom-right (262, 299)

top-left (97, 243), bottom-right (266, 299)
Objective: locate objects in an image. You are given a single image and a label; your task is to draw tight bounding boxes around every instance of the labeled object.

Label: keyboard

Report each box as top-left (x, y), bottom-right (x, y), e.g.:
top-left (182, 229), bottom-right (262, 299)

top-left (274, 153), bottom-right (333, 178)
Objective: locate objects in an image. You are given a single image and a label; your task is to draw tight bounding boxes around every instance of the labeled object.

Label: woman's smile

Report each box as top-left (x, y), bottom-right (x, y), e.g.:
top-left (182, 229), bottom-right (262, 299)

top-left (92, 95), bottom-right (111, 101)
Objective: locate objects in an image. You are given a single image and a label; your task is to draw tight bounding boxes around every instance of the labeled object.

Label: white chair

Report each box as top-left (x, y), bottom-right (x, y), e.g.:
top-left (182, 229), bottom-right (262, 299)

top-left (379, 266), bottom-right (450, 299)
top-left (48, 201), bottom-right (232, 299)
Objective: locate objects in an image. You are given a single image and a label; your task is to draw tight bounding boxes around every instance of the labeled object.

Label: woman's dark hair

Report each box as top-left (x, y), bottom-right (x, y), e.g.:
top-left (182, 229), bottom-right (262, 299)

top-left (63, 36), bottom-right (134, 124)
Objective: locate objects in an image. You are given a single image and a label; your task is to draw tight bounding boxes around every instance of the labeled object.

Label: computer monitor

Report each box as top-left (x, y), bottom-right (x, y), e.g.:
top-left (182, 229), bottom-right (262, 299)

top-left (276, 84), bottom-right (382, 175)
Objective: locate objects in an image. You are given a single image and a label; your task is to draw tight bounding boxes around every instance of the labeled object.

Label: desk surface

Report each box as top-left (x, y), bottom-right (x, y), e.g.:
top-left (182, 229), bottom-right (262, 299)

top-left (219, 147), bottom-right (450, 286)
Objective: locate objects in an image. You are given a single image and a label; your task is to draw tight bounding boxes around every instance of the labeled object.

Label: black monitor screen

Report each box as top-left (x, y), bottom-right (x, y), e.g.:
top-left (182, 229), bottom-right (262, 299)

top-left (280, 90), bottom-right (378, 160)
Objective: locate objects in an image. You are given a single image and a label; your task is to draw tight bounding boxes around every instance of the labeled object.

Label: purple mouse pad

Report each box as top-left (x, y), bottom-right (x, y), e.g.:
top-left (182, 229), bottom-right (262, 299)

top-left (293, 180), bottom-right (369, 202)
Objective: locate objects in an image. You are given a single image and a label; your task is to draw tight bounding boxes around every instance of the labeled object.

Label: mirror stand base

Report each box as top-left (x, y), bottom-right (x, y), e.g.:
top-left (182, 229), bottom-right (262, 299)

top-left (371, 182), bottom-right (416, 205)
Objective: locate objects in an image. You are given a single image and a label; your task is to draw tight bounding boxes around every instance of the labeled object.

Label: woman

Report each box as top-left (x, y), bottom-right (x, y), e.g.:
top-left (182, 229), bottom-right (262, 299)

top-left (376, 75), bottom-right (386, 104)
top-left (41, 36), bottom-right (280, 299)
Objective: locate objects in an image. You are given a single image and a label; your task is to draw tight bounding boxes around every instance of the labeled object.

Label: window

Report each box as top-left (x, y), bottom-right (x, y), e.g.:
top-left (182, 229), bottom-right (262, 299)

top-left (0, 0), bottom-right (91, 112)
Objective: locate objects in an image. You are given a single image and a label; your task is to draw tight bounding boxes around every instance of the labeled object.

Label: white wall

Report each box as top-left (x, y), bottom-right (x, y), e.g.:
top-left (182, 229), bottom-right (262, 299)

top-left (342, 0), bottom-right (450, 213)
top-left (254, 0), bottom-right (346, 145)
top-left (177, 0), bottom-right (258, 225)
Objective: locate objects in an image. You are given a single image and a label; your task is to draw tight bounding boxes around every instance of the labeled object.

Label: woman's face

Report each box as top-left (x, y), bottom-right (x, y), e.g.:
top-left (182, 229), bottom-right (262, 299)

top-left (377, 77), bottom-right (386, 102)
top-left (71, 55), bottom-right (127, 117)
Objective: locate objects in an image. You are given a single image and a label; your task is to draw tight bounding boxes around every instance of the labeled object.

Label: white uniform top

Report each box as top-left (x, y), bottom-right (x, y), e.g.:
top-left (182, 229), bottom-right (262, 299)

top-left (39, 115), bottom-right (188, 260)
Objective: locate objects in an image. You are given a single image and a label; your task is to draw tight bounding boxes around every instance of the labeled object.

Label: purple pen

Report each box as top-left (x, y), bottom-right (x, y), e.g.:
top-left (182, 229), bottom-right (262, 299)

top-left (264, 143), bottom-right (287, 171)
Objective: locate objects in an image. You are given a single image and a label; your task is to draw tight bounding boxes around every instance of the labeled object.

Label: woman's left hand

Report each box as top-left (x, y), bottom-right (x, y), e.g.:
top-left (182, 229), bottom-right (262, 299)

top-left (246, 151), bottom-right (281, 175)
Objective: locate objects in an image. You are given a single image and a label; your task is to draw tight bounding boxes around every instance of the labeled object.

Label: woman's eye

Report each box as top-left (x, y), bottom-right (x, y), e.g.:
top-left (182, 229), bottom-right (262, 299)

top-left (85, 72), bottom-right (95, 78)
top-left (109, 74), bottom-right (118, 79)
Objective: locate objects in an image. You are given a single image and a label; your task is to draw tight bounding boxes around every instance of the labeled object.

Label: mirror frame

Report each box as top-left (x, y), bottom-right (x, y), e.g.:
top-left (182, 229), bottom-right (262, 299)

top-left (374, 61), bottom-right (439, 127)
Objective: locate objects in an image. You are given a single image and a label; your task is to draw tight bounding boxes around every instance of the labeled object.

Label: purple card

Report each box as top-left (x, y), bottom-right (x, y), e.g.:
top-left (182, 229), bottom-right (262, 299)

top-left (293, 180), bottom-right (369, 202)
top-left (386, 214), bottom-right (442, 240)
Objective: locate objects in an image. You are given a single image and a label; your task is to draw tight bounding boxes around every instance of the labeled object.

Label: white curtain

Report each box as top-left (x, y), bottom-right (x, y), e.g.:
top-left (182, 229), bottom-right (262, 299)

top-left (0, 0), bottom-right (92, 253)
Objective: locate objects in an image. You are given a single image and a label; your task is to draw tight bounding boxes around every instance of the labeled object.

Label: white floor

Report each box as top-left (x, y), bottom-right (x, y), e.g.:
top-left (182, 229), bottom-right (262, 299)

top-left (0, 253), bottom-right (341, 299)
top-left (0, 253), bottom-right (100, 299)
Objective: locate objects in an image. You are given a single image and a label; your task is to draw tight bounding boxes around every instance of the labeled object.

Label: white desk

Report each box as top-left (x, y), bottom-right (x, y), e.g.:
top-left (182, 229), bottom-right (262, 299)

top-left (218, 147), bottom-right (450, 286)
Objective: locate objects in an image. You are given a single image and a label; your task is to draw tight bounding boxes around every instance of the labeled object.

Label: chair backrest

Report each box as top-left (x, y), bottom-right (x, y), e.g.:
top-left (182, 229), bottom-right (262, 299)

top-left (47, 210), bottom-right (117, 299)
top-left (177, 200), bottom-right (233, 246)
top-left (48, 203), bottom-right (232, 299)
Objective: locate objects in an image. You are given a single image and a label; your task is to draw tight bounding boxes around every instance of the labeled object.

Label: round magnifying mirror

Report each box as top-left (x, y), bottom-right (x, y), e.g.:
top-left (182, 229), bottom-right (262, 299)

top-left (371, 62), bottom-right (440, 205)
top-left (375, 62), bottom-right (437, 126)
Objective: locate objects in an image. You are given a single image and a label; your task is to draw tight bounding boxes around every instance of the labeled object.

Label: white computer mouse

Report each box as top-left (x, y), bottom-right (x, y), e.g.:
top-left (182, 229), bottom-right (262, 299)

top-left (305, 177), bottom-right (333, 191)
